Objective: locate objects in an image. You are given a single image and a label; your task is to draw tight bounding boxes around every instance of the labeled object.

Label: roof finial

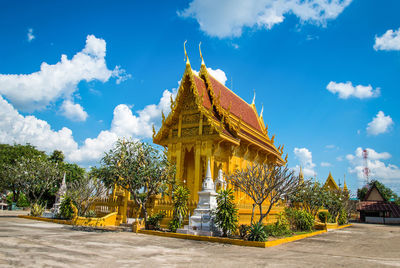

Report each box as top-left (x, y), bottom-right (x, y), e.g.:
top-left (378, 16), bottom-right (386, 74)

top-left (260, 103), bottom-right (264, 118)
top-left (252, 90), bottom-right (256, 105)
top-left (184, 40), bottom-right (190, 65)
top-left (199, 42), bottom-right (205, 65)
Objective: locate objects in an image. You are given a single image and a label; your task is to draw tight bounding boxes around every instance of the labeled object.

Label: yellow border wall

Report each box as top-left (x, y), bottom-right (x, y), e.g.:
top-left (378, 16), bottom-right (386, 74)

top-left (138, 229), bottom-right (331, 248)
top-left (18, 212), bottom-right (118, 227)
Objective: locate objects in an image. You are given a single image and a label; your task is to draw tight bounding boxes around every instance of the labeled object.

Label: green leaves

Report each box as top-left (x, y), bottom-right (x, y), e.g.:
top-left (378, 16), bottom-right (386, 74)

top-left (169, 185), bottom-right (190, 232)
top-left (214, 188), bottom-right (238, 237)
top-left (289, 180), bottom-right (328, 216)
top-left (248, 222), bottom-right (268, 242)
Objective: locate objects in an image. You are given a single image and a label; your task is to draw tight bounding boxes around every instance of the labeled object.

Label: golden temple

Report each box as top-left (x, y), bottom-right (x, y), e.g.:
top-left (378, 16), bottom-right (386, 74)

top-left (152, 45), bottom-right (286, 224)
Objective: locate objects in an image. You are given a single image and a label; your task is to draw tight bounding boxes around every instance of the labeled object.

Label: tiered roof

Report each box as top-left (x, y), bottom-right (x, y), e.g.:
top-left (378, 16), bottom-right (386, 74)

top-left (153, 56), bottom-right (284, 163)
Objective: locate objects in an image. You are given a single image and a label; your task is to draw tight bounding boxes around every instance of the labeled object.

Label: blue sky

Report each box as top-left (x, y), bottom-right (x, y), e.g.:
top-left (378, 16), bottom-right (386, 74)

top-left (0, 0), bottom-right (399, 194)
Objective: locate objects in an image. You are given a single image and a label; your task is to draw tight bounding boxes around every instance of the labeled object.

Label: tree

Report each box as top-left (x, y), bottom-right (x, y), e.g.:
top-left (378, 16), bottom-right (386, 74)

top-left (0, 144), bottom-right (46, 202)
top-left (63, 163), bottom-right (86, 183)
top-left (95, 139), bottom-right (175, 221)
top-left (288, 180), bottom-right (328, 217)
top-left (214, 188), bottom-right (238, 237)
top-left (16, 156), bottom-right (62, 207)
top-left (324, 189), bottom-right (346, 221)
top-left (67, 172), bottom-right (108, 216)
top-left (49, 150), bottom-right (65, 164)
top-left (226, 164), bottom-right (301, 224)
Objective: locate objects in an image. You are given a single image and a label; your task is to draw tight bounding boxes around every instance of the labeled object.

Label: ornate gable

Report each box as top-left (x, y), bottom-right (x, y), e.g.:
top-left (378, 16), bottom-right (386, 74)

top-left (324, 172), bottom-right (339, 191)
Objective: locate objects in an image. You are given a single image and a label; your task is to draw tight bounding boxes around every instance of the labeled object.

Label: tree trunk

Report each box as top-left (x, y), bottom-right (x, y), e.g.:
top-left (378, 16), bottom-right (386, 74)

top-left (12, 190), bottom-right (17, 202)
top-left (258, 204), bottom-right (263, 224)
top-left (142, 205), bottom-right (148, 222)
top-left (251, 204), bottom-right (256, 225)
top-left (259, 201), bottom-right (275, 223)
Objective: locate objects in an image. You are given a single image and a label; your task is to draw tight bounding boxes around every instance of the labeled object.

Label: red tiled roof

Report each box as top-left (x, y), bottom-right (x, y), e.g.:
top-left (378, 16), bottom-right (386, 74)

top-left (207, 75), bottom-right (263, 133)
top-left (357, 201), bottom-right (400, 217)
top-left (193, 75), bottom-right (211, 109)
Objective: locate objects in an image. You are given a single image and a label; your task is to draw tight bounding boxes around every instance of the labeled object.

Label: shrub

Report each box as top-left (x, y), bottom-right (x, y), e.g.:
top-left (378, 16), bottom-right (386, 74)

top-left (264, 213), bottom-right (291, 237)
top-left (239, 224), bottom-right (250, 240)
top-left (338, 208), bottom-right (348, 225)
top-left (6, 193), bottom-right (30, 207)
top-left (318, 211), bottom-right (330, 223)
top-left (84, 210), bottom-right (97, 218)
top-left (168, 217), bottom-right (181, 232)
top-left (146, 211), bottom-right (166, 230)
top-left (248, 222), bottom-right (268, 242)
top-left (30, 203), bottom-right (45, 216)
top-left (58, 197), bottom-right (74, 220)
top-left (285, 208), bottom-right (314, 232)
top-left (213, 188), bottom-right (238, 237)
top-left (169, 186), bottom-right (190, 232)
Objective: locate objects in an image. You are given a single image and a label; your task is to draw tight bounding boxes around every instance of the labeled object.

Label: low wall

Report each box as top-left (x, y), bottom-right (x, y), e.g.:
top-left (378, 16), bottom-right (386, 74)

top-left (74, 212), bottom-right (118, 227)
top-left (366, 217), bottom-right (400, 224)
top-left (19, 212), bottom-right (119, 227)
top-left (138, 229), bottom-right (328, 248)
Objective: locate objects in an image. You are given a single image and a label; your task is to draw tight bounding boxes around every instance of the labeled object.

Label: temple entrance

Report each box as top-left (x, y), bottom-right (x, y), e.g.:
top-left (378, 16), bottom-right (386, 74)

top-left (182, 147), bottom-right (195, 193)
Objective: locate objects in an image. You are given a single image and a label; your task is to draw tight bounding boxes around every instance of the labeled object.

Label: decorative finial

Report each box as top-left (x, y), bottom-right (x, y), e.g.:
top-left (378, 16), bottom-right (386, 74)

top-left (152, 125), bottom-right (156, 139)
top-left (170, 95), bottom-right (174, 111)
top-left (260, 103), bottom-right (263, 118)
top-left (161, 110), bottom-right (165, 123)
top-left (252, 90), bottom-right (256, 105)
top-left (199, 42), bottom-right (205, 65)
top-left (184, 40), bottom-right (190, 65)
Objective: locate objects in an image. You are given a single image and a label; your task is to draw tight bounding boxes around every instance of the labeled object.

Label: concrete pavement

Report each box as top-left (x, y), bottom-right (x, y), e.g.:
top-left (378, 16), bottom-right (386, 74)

top-left (0, 217), bottom-right (399, 267)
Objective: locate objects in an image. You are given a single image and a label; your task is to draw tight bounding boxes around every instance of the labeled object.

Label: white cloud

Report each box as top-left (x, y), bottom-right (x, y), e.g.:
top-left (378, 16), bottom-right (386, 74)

top-left (374, 27), bottom-right (400, 51)
top-left (0, 87), bottom-right (177, 164)
top-left (321, 162), bottom-right (332, 167)
top-left (0, 95), bottom-right (78, 155)
top-left (27, 28), bottom-right (35, 42)
top-left (179, 0), bottom-right (352, 38)
top-left (293, 147), bottom-right (316, 177)
top-left (193, 67), bottom-right (227, 85)
top-left (346, 147), bottom-right (400, 189)
top-left (0, 35), bottom-right (130, 114)
top-left (366, 111), bottom-right (394, 136)
top-left (60, 100), bottom-right (88, 122)
top-left (326, 81), bottom-right (380, 99)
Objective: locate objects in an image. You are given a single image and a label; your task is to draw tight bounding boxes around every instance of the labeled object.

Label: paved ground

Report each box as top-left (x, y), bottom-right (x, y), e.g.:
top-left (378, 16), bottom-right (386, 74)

top-left (0, 216), bottom-right (399, 267)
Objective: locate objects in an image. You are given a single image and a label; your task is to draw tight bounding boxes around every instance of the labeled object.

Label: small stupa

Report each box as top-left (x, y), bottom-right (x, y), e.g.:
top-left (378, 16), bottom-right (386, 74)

top-left (178, 159), bottom-right (218, 236)
top-left (52, 172), bottom-right (67, 215)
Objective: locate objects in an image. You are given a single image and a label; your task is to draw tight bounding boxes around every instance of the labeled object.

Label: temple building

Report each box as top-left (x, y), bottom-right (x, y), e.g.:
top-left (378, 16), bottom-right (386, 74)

top-left (153, 48), bottom-right (285, 224)
top-left (323, 172), bottom-right (349, 196)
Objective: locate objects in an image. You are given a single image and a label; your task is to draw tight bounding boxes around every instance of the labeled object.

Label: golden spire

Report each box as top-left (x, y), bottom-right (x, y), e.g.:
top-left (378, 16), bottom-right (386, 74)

top-left (199, 42), bottom-right (205, 65)
top-left (343, 174), bottom-right (348, 192)
top-left (299, 166), bottom-right (304, 183)
top-left (184, 40), bottom-right (190, 65)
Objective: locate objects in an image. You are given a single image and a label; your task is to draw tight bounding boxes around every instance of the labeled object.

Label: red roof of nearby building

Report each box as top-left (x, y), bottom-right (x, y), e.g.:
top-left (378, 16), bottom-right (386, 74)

top-left (357, 201), bottom-right (400, 217)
